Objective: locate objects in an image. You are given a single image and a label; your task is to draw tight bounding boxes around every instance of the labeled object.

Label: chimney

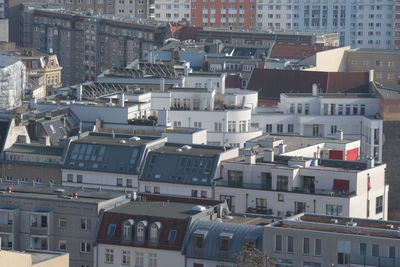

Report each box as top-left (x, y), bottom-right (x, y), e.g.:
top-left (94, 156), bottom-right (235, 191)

top-left (160, 78), bottom-right (165, 92)
top-left (120, 93), bottom-right (125, 107)
top-left (40, 136), bottom-right (51, 146)
top-left (244, 150), bottom-right (256, 164)
top-left (263, 149), bottom-right (274, 162)
top-left (369, 69), bottom-right (374, 83)
top-left (207, 79), bottom-right (213, 92)
top-left (367, 157), bottom-right (375, 168)
top-left (336, 130), bottom-right (343, 141)
top-left (183, 62), bottom-right (190, 76)
top-left (278, 143), bottom-right (287, 154)
top-left (77, 84), bottom-right (83, 101)
top-left (17, 135), bottom-right (27, 144)
top-left (312, 83), bottom-right (318, 96)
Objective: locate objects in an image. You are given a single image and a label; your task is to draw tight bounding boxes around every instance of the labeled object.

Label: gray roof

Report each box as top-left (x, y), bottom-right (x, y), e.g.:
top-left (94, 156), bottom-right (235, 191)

top-left (141, 144), bottom-right (224, 185)
top-left (39, 119), bottom-right (68, 146)
top-left (0, 55), bottom-right (20, 68)
top-left (184, 220), bottom-right (264, 261)
top-left (107, 200), bottom-right (203, 219)
top-left (63, 133), bottom-right (160, 174)
top-left (5, 144), bottom-right (64, 156)
top-left (0, 120), bottom-right (11, 153)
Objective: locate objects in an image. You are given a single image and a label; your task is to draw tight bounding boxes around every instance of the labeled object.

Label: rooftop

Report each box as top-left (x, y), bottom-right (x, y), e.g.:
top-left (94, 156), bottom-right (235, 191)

top-left (0, 182), bottom-right (127, 203)
top-left (5, 143), bottom-right (64, 156)
top-left (275, 213), bottom-right (400, 239)
top-left (75, 132), bottom-right (159, 147)
top-left (153, 143), bottom-right (227, 156)
top-left (270, 43), bottom-right (337, 60)
top-left (352, 48), bottom-right (400, 54)
top-left (0, 54), bottom-right (19, 68)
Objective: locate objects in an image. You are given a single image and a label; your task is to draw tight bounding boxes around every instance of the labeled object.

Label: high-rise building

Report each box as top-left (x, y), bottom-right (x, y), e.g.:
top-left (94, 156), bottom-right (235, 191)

top-left (256, 0), bottom-right (395, 48)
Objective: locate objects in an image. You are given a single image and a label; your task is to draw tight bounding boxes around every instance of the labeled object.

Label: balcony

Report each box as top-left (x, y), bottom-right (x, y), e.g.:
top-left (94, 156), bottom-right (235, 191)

top-left (30, 236), bottom-right (49, 251)
top-left (350, 254), bottom-right (400, 267)
top-left (30, 213), bottom-right (49, 235)
top-left (0, 233), bottom-right (13, 250)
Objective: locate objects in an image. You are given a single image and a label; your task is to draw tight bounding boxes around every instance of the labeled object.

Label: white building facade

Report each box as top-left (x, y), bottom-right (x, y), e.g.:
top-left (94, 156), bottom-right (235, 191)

top-left (154, 0), bottom-right (190, 21)
top-left (256, 0), bottom-right (395, 48)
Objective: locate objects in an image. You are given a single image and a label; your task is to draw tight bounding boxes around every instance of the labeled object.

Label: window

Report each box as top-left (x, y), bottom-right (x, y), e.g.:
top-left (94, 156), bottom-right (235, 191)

top-left (297, 104), bottom-right (303, 114)
top-left (77, 175), bottom-right (83, 183)
top-left (345, 104), bottom-right (351, 115)
top-left (148, 253), bottom-right (157, 267)
top-left (372, 244), bottom-right (379, 257)
top-left (303, 238), bottom-right (310, 255)
top-left (191, 190), bottom-right (198, 197)
top-left (287, 236), bottom-right (294, 253)
top-left (295, 202), bottom-right (306, 214)
top-left (135, 252), bottom-right (144, 267)
top-left (389, 246), bottom-right (396, 259)
top-left (360, 243), bottom-right (367, 255)
top-left (360, 104), bottom-right (365, 115)
top-left (288, 124), bottom-right (294, 133)
top-left (154, 186), bottom-right (160, 194)
top-left (338, 252), bottom-right (349, 264)
top-left (331, 125), bottom-right (337, 134)
top-left (107, 224), bottom-right (116, 236)
top-left (289, 104), bottom-right (295, 113)
top-left (228, 121), bottom-right (236, 132)
top-left (338, 104), bottom-right (343, 115)
top-left (278, 193), bottom-right (284, 202)
top-left (59, 218), bottom-right (67, 228)
top-left (376, 196), bottom-right (383, 214)
top-left (59, 240), bottom-right (67, 251)
top-left (220, 238), bottom-right (229, 251)
top-left (277, 124), bottom-right (283, 133)
top-left (126, 179), bottom-right (132, 188)
top-left (105, 248), bottom-right (114, 263)
top-left (168, 230), bottom-right (177, 242)
top-left (81, 219), bottom-right (90, 230)
top-left (117, 178), bottom-right (123, 186)
top-left (353, 105), bottom-right (358, 115)
top-left (228, 170), bottom-right (243, 187)
top-left (315, 239), bottom-right (322, 256)
top-left (277, 176), bottom-right (288, 191)
top-left (239, 120), bottom-right (246, 132)
top-left (150, 223), bottom-right (160, 243)
top-left (265, 124), bottom-right (272, 133)
top-left (275, 235), bottom-right (282, 251)
top-left (122, 250), bottom-right (130, 265)
top-left (67, 174), bottom-right (73, 182)
top-left (136, 222), bottom-right (146, 242)
top-left (80, 242), bottom-right (91, 253)
top-left (326, 204), bottom-right (343, 216)
top-left (261, 173), bottom-right (272, 190)
top-left (196, 236), bottom-right (204, 248)
top-left (201, 191), bottom-right (207, 198)
top-left (305, 104), bottom-right (309, 115)
top-left (214, 122), bottom-right (222, 132)
top-left (123, 221), bottom-right (133, 241)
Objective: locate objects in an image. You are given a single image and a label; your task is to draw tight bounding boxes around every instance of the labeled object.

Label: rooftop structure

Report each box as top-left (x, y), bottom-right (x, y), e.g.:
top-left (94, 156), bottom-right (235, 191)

top-left (0, 250), bottom-right (69, 267)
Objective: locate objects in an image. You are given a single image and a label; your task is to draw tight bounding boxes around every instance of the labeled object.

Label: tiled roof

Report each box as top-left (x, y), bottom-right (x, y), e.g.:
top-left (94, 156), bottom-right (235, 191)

top-left (247, 69), bottom-right (370, 101)
top-left (171, 26), bottom-right (199, 40)
top-left (225, 75), bottom-right (243, 89)
top-left (270, 43), bottom-right (337, 59)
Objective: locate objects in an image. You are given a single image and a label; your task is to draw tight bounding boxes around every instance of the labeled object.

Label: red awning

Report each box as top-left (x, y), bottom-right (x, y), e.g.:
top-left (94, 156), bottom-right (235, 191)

top-left (333, 179), bottom-right (349, 191)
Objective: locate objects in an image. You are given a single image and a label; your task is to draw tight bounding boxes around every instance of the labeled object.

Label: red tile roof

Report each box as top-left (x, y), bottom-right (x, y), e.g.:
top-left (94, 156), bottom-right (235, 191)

top-left (225, 74), bottom-right (243, 89)
top-left (269, 43), bottom-right (337, 60)
top-left (247, 69), bottom-right (370, 102)
top-left (171, 26), bottom-right (199, 41)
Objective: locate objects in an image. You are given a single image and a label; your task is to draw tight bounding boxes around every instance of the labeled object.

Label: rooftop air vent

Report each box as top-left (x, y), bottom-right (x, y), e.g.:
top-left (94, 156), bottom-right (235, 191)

top-left (55, 188), bottom-right (65, 193)
top-left (120, 140), bottom-right (126, 144)
top-left (192, 205), bottom-right (206, 212)
top-left (330, 219), bottom-right (338, 224)
top-left (181, 145), bottom-right (192, 150)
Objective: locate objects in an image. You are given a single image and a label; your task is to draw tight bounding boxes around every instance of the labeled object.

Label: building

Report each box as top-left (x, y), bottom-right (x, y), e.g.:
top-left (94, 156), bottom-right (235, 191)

top-left (0, 55), bottom-right (25, 109)
top-left (62, 0), bottom-right (114, 15)
top-left (96, 194), bottom-right (226, 267)
top-left (0, 19), bottom-right (8, 42)
top-left (183, 220), bottom-right (265, 267)
top-left (395, 1), bottom-right (400, 49)
top-left (154, 0), bottom-right (189, 21)
top-left (21, 6), bottom-right (161, 86)
top-left (62, 132), bottom-right (166, 191)
top-left (265, 213), bottom-right (400, 267)
top-left (114, 0), bottom-right (153, 19)
top-left (216, 134), bottom-right (388, 220)
top-left (139, 143), bottom-right (238, 198)
top-left (190, 0), bottom-right (256, 29)
top-left (256, 0), bottom-right (395, 48)
top-left (0, 46), bottom-right (63, 97)
top-left (0, 250), bottom-right (69, 267)
top-left (0, 182), bottom-right (129, 267)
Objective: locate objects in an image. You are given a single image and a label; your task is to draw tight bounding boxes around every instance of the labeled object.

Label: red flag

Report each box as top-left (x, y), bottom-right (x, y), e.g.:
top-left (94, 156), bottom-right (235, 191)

top-left (367, 175), bottom-right (372, 191)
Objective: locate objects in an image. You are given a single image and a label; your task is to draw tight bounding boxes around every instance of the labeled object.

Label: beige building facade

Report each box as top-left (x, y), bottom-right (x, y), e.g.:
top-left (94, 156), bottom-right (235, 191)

top-left (0, 250), bottom-right (69, 267)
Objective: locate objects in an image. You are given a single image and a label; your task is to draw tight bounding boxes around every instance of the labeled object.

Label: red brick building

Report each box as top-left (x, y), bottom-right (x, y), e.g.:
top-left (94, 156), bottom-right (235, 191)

top-left (190, 0), bottom-right (256, 30)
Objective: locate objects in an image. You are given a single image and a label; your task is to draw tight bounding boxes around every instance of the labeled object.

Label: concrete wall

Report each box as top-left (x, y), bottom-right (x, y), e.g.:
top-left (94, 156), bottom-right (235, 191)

top-left (312, 46), bottom-right (350, 72)
top-left (0, 19), bottom-right (8, 42)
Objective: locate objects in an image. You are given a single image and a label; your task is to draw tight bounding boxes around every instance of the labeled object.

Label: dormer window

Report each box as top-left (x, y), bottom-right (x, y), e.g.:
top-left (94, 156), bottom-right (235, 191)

top-left (168, 230), bottom-right (177, 243)
top-left (219, 232), bottom-right (233, 251)
top-left (196, 236), bottom-right (204, 248)
top-left (193, 230), bottom-right (208, 249)
top-left (123, 219), bottom-right (134, 241)
top-left (136, 221), bottom-right (147, 242)
top-left (149, 222), bottom-right (162, 244)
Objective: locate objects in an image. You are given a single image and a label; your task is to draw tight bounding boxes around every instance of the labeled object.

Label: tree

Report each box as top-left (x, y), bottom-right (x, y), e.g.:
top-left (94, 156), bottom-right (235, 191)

top-left (235, 243), bottom-right (275, 267)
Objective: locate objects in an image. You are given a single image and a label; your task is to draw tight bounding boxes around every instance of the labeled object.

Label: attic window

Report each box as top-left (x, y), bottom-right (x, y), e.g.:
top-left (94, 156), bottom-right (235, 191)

top-left (168, 230), bottom-right (177, 242)
top-left (107, 224), bottom-right (116, 236)
top-left (196, 236), bottom-right (204, 248)
top-left (220, 238), bottom-right (229, 251)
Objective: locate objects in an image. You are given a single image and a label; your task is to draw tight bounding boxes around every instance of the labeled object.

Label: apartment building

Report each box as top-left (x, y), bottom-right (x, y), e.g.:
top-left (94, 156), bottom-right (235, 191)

top-left (0, 55), bottom-right (25, 109)
top-left (216, 134), bottom-right (388, 220)
top-left (62, 132), bottom-right (166, 191)
top-left (21, 6), bottom-right (160, 86)
top-left (114, 0), bottom-right (152, 19)
top-left (0, 0), bottom-right (7, 18)
top-left (252, 91), bottom-right (384, 163)
top-left (62, 0), bottom-right (115, 15)
top-left (0, 183), bottom-right (129, 267)
top-left (190, 0), bottom-right (257, 29)
top-left (395, 1), bottom-right (400, 48)
top-left (154, 0), bottom-right (189, 21)
top-left (96, 195), bottom-right (226, 267)
top-left (0, 250), bottom-right (69, 267)
top-left (256, 0), bottom-right (395, 48)
top-left (265, 213), bottom-right (400, 267)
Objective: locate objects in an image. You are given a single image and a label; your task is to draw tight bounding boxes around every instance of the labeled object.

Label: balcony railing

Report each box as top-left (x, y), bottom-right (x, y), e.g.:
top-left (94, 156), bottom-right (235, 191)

top-left (350, 254), bottom-right (400, 267)
top-left (217, 181), bottom-right (356, 197)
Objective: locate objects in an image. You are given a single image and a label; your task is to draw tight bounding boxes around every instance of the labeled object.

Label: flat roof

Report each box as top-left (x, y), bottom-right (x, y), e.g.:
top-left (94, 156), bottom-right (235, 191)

top-left (153, 143), bottom-right (227, 156)
top-left (352, 48), bottom-right (400, 54)
top-left (283, 92), bottom-right (376, 98)
top-left (0, 183), bottom-right (126, 203)
top-left (223, 214), bottom-right (275, 226)
top-left (5, 144), bottom-right (64, 156)
top-left (276, 214), bottom-right (400, 239)
top-left (30, 251), bottom-right (66, 264)
top-left (107, 200), bottom-right (203, 219)
top-left (75, 133), bottom-right (159, 147)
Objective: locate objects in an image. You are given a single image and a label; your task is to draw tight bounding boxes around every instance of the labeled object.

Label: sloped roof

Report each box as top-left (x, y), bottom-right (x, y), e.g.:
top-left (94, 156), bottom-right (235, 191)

top-left (0, 120), bottom-right (11, 153)
top-left (270, 43), bottom-right (337, 59)
top-left (39, 119), bottom-right (68, 146)
top-left (247, 69), bottom-right (370, 101)
top-left (184, 220), bottom-right (264, 261)
top-left (97, 201), bottom-right (193, 250)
